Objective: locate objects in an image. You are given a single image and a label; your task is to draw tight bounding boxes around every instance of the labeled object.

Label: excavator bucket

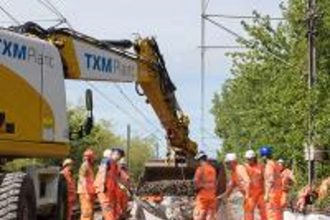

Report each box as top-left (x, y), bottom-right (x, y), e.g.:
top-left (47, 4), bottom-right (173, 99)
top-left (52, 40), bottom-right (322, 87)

top-left (137, 159), bottom-right (197, 196)
top-left (137, 159), bottom-right (227, 196)
top-left (141, 159), bottom-right (196, 182)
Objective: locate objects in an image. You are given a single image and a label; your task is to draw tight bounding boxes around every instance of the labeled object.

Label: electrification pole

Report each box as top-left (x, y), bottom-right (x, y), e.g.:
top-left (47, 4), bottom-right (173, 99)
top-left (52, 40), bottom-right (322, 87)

top-left (126, 124), bottom-right (131, 169)
top-left (201, 0), bottom-right (206, 149)
top-left (307, 0), bottom-right (317, 187)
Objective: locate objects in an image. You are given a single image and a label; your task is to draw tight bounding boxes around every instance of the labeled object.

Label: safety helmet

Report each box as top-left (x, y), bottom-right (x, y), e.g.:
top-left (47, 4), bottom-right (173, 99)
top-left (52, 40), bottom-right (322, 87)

top-left (62, 158), bottom-right (73, 167)
top-left (83, 149), bottom-right (95, 159)
top-left (245, 150), bottom-right (256, 159)
top-left (259, 146), bottom-right (272, 157)
top-left (224, 153), bottom-right (237, 162)
top-left (103, 149), bottom-right (112, 158)
top-left (195, 151), bottom-right (207, 160)
top-left (112, 148), bottom-right (125, 157)
top-left (277, 158), bottom-right (284, 164)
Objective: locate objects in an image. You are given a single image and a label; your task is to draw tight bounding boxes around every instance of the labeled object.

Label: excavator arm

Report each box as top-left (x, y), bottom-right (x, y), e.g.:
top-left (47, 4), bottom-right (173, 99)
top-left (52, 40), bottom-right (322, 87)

top-left (135, 38), bottom-right (197, 156)
top-left (40, 26), bottom-right (197, 157)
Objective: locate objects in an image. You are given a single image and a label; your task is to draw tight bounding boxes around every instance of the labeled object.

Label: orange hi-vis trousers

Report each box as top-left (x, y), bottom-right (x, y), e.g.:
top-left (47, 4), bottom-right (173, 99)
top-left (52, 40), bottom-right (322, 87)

top-left (281, 190), bottom-right (289, 208)
top-left (98, 192), bottom-right (117, 220)
top-left (244, 192), bottom-right (267, 220)
top-left (193, 196), bottom-right (216, 220)
top-left (67, 199), bottom-right (75, 220)
top-left (266, 189), bottom-right (283, 220)
top-left (79, 194), bottom-right (94, 220)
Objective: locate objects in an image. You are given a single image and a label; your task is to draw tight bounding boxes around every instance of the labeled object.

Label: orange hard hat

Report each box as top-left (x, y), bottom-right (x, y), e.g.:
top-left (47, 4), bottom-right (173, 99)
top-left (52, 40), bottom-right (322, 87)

top-left (83, 149), bottom-right (95, 159)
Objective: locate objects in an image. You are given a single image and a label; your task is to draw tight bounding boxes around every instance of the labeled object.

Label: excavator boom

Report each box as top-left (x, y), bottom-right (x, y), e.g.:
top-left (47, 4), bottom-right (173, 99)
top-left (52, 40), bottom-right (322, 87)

top-left (44, 26), bottom-right (197, 157)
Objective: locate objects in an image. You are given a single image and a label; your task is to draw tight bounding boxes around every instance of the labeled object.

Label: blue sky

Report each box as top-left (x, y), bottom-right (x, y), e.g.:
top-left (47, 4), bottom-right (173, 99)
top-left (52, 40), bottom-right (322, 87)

top-left (2, 0), bottom-right (283, 157)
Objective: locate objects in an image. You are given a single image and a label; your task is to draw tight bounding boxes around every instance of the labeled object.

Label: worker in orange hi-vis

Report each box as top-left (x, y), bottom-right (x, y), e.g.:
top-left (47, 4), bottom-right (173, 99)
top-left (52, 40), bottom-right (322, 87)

top-left (61, 158), bottom-right (76, 220)
top-left (94, 148), bottom-right (125, 220)
top-left (296, 185), bottom-right (314, 212)
top-left (218, 153), bottom-right (251, 220)
top-left (78, 149), bottom-right (96, 220)
top-left (318, 176), bottom-right (330, 201)
top-left (260, 146), bottom-right (283, 220)
top-left (244, 150), bottom-right (267, 220)
top-left (277, 159), bottom-right (295, 209)
top-left (193, 151), bottom-right (217, 220)
top-left (117, 159), bottom-right (131, 219)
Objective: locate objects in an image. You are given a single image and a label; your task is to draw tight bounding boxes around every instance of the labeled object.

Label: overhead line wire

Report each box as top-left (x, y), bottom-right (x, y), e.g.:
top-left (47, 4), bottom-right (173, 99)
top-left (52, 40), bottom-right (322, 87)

top-left (0, 5), bottom-right (20, 25)
top-left (204, 16), bottom-right (293, 67)
top-left (37, 0), bottom-right (73, 29)
top-left (86, 82), bottom-right (163, 141)
top-left (114, 84), bottom-right (164, 134)
top-left (205, 14), bottom-right (285, 20)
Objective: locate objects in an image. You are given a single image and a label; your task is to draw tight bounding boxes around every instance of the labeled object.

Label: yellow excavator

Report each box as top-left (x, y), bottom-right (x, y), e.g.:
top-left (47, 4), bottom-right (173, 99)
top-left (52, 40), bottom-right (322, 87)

top-left (0, 22), bottom-right (198, 219)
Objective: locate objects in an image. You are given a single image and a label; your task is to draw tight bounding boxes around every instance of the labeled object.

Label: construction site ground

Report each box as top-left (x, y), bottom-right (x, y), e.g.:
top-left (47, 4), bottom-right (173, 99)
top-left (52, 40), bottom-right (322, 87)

top-left (93, 193), bottom-right (330, 220)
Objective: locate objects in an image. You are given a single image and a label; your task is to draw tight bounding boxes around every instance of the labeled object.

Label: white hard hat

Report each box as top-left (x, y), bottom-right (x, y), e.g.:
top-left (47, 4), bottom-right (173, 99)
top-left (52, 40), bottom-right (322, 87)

top-left (277, 158), bottom-right (284, 164)
top-left (62, 158), bottom-right (73, 167)
top-left (103, 149), bottom-right (112, 158)
top-left (245, 150), bottom-right (256, 159)
top-left (225, 153), bottom-right (237, 162)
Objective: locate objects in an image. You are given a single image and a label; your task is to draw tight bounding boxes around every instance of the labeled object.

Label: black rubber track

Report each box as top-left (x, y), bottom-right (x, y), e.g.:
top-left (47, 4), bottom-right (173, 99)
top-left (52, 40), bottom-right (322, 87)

top-left (0, 172), bottom-right (37, 220)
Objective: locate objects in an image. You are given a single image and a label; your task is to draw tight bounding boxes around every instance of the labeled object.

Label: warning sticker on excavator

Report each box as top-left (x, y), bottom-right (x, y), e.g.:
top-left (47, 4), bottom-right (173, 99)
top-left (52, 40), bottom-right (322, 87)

top-left (73, 40), bottom-right (138, 82)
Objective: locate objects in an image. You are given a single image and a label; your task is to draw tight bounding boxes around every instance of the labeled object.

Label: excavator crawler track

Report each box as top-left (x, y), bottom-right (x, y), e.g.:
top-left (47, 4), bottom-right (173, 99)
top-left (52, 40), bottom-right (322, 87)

top-left (0, 172), bottom-right (36, 220)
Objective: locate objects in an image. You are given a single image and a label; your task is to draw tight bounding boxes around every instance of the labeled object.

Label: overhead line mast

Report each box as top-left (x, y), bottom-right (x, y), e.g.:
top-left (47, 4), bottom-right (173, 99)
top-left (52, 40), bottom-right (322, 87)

top-left (200, 0), bottom-right (206, 149)
top-left (307, 0), bottom-right (317, 187)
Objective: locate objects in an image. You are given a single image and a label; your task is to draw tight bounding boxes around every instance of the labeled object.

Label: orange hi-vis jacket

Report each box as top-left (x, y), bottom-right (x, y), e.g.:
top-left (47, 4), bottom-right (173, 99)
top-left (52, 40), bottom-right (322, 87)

top-left (94, 159), bottom-right (119, 196)
top-left (95, 159), bottom-right (120, 220)
top-left (117, 168), bottom-right (130, 215)
top-left (230, 164), bottom-right (250, 195)
top-left (265, 160), bottom-right (283, 220)
top-left (281, 168), bottom-right (294, 192)
top-left (194, 162), bottom-right (217, 220)
top-left (194, 162), bottom-right (217, 198)
top-left (94, 159), bottom-right (109, 194)
top-left (77, 161), bottom-right (95, 195)
top-left (61, 167), bottom-right (76, 202)
top-left (106, 161), bottom-right (119, 198)
top-left (265, 160), bottom-right (282, 195)
top-left (245, 163), bottom-right (264, 194)
top-left (244, 162), bottom-right (267, 220)
top-left (318, 176), bottom-right (330, 200)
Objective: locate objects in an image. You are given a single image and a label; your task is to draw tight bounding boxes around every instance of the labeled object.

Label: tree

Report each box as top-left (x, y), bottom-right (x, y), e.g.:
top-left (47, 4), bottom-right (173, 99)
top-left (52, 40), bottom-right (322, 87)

top-left (67, 105), bottom-right (123, 169)
top-left (67, 105), bottom-right (156, 182)
top-left (127, 137), bottom-right (155, 181)
top-left (212, 0), bottom-right (330, 190)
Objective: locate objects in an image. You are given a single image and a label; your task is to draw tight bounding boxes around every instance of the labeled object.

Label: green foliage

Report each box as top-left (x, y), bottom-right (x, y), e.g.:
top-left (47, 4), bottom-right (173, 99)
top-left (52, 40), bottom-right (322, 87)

top-left (128, 137), bottom-right (155, 181)
top-left (67, 105), bottom-right (156, 182)
top-left (2, 159), bottom-right (44, 172)
top-left (67, 106), bottom-right (123, 169)
top-left (212, 0), bottom-right (330, 189)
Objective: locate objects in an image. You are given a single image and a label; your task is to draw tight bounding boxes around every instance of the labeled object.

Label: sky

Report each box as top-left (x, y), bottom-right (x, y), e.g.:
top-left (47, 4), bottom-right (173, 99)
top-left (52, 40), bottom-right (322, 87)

top-left (1, 0), bottom-right (284, 157)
